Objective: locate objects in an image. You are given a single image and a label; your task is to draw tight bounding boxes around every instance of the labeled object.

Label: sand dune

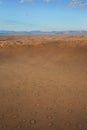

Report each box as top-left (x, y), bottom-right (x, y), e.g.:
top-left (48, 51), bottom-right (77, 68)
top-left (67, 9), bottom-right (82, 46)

top-left (0, 36), bottom-right (87, 130)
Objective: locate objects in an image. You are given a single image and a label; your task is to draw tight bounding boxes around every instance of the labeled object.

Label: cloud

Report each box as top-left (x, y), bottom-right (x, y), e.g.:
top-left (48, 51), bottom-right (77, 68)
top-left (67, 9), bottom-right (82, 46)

top-left (19, 0), bottom-right (33, 3)
top-left (0, 19), bottom-right (24, 25)
top-left (44, 0), bottom-right (52, 2)
top-left (18, 0), bottom-right (87, 7)
top-left (44, 0), bottom-right (59, 2)
top-left (70, 0), bottom-right (87, 8)
top-left (24, 12), bottom-right (29, 16)
top-left (19, 0), bottom-right (53, 3)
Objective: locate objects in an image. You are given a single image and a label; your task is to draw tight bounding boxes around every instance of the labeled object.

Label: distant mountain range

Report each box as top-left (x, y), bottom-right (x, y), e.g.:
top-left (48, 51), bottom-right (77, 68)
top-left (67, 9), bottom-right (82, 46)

top-left (0, 30), bottom-right (87, 36)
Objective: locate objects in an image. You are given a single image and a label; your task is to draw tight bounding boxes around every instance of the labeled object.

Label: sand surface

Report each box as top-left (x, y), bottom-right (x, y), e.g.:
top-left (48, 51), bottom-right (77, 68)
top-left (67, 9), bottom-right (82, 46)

top-left (0, 36), bottom-right (87, 130)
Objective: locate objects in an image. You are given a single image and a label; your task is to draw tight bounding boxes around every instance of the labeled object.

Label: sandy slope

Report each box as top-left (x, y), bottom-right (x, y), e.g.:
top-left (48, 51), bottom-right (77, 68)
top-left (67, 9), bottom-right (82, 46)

top-left (0, 36), bottom-right (87, 130)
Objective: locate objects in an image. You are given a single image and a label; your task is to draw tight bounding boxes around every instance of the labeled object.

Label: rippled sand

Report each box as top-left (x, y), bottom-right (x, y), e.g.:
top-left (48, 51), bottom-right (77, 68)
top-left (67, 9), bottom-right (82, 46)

top-left (0, 36), bottom-right (87, 130)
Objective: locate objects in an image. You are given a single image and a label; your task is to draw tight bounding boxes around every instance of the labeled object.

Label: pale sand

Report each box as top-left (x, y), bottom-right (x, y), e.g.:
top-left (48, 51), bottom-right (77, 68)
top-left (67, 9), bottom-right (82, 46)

top-left (0, 36), bottom-right (87, 130)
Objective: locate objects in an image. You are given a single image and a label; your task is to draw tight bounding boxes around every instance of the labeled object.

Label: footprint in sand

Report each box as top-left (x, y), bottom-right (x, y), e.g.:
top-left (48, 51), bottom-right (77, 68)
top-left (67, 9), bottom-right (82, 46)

top-left (29, 119), bottom-right (36, 125)
top-left (66, 109), bottom-right (73, 113)
top-left (76, 123), bottom-right (84, 129)
top-left (64, 121), bottom-right (72, 127)
top-left (48, 122), bottom-right (55, 127)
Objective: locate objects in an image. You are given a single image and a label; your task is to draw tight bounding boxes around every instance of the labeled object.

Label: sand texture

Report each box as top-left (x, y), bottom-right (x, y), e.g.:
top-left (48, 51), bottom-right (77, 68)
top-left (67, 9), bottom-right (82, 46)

top-left (0, 36), bottom-right (87, 130)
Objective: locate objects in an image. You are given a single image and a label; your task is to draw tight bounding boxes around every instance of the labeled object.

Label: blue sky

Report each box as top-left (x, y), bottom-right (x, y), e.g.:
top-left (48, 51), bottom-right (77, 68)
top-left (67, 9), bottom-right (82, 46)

top-left (0, 0), bottom-right (87, 31)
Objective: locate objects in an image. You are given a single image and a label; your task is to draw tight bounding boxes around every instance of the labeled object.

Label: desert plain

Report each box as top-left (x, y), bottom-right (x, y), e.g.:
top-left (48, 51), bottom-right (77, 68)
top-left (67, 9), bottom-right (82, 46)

top-left (0, 35), bottom-right (87, 130)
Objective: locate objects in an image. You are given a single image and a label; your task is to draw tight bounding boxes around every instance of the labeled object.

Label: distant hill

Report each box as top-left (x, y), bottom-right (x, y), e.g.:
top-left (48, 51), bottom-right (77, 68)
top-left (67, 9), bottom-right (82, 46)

top-left (0, 30), bottom-right (87, 36)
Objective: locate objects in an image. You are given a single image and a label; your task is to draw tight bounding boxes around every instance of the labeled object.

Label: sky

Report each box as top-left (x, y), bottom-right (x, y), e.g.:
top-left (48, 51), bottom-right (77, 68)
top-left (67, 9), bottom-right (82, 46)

top-left (0, 0), bottom-right (87, 31)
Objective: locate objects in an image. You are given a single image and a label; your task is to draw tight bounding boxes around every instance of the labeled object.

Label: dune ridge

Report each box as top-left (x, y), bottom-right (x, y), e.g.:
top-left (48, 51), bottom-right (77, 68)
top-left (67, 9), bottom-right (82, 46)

top-left (0, 36), bottom-right (87, 48)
